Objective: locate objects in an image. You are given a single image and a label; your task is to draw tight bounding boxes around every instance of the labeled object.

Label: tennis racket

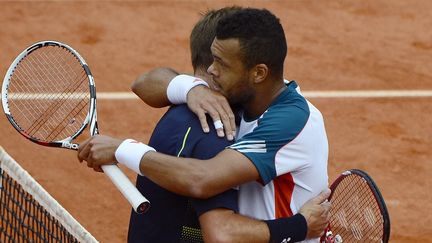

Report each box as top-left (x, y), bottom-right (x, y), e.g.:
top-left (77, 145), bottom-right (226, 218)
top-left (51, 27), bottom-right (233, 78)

top-left (321, 169), bottom-right (390, 243)
top-left (1, 40), bottom-right (150, 214)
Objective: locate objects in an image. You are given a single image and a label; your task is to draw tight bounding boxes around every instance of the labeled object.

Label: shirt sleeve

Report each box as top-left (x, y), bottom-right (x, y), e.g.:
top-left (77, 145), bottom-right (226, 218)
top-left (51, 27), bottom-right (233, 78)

top-left (229, 102), bottom-right (310, 185)
top-left (191, 189), bottom-right (238, 216)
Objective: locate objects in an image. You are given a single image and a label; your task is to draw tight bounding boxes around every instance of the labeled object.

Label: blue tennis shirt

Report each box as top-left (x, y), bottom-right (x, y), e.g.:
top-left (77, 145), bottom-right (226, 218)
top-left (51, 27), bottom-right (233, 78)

top-left (127, 104), bottom-right (237, 243)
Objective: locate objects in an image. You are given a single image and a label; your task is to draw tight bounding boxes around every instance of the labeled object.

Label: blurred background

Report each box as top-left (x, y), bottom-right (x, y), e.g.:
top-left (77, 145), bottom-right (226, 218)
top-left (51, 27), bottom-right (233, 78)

top-left (1, 1), bottom-right (431, 242)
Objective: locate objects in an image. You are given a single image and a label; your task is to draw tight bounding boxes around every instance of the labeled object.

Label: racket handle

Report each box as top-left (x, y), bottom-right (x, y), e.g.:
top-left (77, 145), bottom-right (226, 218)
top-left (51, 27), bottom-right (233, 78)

top-left (101, 164), bottom-right (150, 214)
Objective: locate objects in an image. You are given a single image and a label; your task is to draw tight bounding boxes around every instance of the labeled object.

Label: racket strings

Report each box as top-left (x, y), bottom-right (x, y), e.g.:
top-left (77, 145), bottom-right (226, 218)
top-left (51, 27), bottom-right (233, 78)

top-left (17, 50), bottom-right (88, 139)
top-left (43, 96), bottom-right (88, 141)
top-left (334, 178), bottom-right (380, 239)
top-left (27, 83), bottom-right (87, 141)
top-left (9, 61), bottom-right (50, 123)
top-left (7, 45), bottom-right (90, 142)
top-left (21, 71), bottom-right (79, 134)
top-left (24, 62), bottom-right (87, 137)
top-left (27, 78), bottom-right (88, 141)
top-left (329, 174), bottom-right (384, 242)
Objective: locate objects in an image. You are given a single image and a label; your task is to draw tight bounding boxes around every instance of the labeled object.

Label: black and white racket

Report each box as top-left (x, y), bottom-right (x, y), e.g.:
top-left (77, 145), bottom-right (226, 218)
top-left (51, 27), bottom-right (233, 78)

top-left (321, 169), bottom-right (390, 243)
top-left (1, 40), bottom-right (150, 214)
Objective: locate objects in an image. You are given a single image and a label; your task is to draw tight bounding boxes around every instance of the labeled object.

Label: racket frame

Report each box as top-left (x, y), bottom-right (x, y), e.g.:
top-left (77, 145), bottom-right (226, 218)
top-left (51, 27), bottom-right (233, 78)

top-left (324, 169), bottom-right (391, 243)
top-left (2, 41), bottom-right (149, 214)
top-left (2, 41), bottom-right (93, 150)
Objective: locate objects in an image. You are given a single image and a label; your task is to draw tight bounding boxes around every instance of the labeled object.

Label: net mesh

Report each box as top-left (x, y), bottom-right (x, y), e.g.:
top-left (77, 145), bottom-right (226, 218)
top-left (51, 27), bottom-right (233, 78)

top-left (0, 147), bottom-right (97, 242)
top-left (328, 172), bottom-right (384, 242)
top-left (5, 44), bottom-right (90, 142)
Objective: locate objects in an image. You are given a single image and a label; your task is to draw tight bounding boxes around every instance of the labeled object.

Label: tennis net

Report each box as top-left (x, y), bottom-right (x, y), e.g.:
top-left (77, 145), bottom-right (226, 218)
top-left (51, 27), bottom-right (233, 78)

top-left (0, 146), bottom-right (98, 242)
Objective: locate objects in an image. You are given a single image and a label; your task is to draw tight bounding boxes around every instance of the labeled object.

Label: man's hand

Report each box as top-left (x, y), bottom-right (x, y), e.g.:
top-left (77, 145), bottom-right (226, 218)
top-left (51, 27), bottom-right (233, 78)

top-left (187, 85), bottom-right (236, 141)
top-left (77, 135), bottom-right (123, 172)
top-left (299, 189), bottom-right (332, 239)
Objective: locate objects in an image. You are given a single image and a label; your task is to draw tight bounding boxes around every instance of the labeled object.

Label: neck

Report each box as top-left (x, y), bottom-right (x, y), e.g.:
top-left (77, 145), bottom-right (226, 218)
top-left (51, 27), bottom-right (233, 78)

top-left (243, 79), bottom-right (286, 120)
top-left (194, 69), bottom-right (211, 81)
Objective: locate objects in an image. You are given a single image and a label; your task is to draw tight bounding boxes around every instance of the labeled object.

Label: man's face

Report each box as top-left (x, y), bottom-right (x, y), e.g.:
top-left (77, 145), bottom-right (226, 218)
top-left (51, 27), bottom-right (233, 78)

top-left (207, 38), bottom-right (254, 106)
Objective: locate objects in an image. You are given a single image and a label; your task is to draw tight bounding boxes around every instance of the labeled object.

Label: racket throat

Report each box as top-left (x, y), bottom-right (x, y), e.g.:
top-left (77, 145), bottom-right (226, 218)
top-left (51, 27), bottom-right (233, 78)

top-left (61, 141), bottom-right (79, 150)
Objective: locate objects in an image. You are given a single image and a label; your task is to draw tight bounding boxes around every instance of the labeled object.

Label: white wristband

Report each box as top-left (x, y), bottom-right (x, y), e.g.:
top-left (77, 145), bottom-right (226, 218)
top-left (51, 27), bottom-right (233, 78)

top-left (115, 139), bottom-right (155, 176)
top-left (167, 74), bottom-right (209, 104)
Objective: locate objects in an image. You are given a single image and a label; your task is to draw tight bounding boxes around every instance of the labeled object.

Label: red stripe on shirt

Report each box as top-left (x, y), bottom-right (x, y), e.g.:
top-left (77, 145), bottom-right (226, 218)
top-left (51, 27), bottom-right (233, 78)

top-left (274, 173), bottom-right (295, 218)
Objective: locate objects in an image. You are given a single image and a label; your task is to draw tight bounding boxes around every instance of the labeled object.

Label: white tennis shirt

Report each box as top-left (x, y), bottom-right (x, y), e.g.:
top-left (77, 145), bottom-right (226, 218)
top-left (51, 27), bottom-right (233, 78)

top-left (229, 81), bottom-right (328, 243)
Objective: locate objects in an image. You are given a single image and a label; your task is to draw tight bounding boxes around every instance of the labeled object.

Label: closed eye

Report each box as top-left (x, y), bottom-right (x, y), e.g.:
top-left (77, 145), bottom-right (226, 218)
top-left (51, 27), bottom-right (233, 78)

top-left (213, 56), bottom-right (228, 68)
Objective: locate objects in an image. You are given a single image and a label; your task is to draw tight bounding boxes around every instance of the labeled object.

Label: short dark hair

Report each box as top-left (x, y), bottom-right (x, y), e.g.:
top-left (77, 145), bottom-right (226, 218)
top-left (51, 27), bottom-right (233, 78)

top-left (190, 6), bottom-right (242, 72)
top-left (216, 8), bottom-right (287, 78)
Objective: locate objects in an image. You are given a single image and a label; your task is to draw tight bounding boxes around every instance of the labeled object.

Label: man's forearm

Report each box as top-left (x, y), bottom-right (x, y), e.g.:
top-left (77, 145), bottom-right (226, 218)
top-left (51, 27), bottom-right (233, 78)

top-left (199, 209), bottom-right (308, 243)
top-left (199, 209), bottom-right (270, 243)
top-left (140, 151), bottom-right (209, 198)
top-left (131, 67), bottom-right (178, 107)
top-left (198, 189), bottom-right (333, 243)
top-left (77, 135), bottom-right (259, 199)
top-left (139, 149), bottom-right (259, 199)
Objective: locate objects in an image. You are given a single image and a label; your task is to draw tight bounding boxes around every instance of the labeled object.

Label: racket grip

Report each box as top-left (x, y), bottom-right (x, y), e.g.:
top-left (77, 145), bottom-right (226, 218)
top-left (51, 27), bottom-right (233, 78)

top-left (101, 164), bottom-right (150, 214)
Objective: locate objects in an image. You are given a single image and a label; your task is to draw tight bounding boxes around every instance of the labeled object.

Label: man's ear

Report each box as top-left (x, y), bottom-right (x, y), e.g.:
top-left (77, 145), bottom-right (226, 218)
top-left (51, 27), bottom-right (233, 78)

top-left (252, 64), bottom-right (268, 84)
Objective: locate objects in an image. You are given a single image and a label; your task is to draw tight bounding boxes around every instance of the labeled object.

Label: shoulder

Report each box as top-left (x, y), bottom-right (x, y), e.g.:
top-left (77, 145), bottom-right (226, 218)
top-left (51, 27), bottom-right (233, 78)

top-left (163, 104), bottom-right (196, 121)
top-left (155, 104), bottom-right (205, 133)
top-left (156, 105), bottom-right (232, 159)
top-left (258, 87), bottom-right (310, 140)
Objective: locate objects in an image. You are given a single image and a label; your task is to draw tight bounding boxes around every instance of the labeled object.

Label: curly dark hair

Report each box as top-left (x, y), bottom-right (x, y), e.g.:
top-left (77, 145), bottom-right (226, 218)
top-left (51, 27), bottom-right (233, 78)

top-left (216, 8), bottom-right (287, 78)
top-left (190, 6), bottom-right (243, 72)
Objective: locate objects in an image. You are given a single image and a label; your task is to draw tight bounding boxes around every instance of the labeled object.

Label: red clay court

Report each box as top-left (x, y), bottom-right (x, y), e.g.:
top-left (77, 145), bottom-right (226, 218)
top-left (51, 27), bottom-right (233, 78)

top-left (1, 1), bottom-right (431, 242)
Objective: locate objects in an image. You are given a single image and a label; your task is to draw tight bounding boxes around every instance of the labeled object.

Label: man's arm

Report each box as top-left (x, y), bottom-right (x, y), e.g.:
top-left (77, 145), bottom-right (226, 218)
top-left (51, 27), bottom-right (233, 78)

top-left (200, 209), bottom-right (269, 243)
top-left (199, 189), bottom-right (331, 243)
top-left (77, 136), bottom-right (330, 242)
top-left (139, 148), bottom-right (258, 198)
top-left (77, 135), bottom-right (259, 199)
top-left (131, 67), bottom-right (178, 108)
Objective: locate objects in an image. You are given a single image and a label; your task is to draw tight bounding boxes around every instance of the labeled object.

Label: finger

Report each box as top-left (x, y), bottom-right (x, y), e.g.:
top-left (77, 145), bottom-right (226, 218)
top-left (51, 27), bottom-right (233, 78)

top-left (77, 140), bottom-right (92, 162)
top-left (214, 119), bottom-right (224, 132)
top-left (202, 104), bottom-right (225, 137)
top-left (94, 166), bottom-right (103, 173)
top-left (321, 200), bottom-right (331, 209)
top-left (220, 99), bottom-right (236, 140)
top-left (321, 201), bottom-right (331, 215)
top-left (320, 199), bottom-right (331, 208)
top-left (78, 137), bottom-right (92, 154)
top-left (209, 98), bottom-right (233, 139)
top-left (196, 108), bottom-right (210, 133)
top-left (86, 160), bottom-right (93, 168)
top-left (219, 112), bottom-right (233, 141)
top-left (313, 202), bottom-right (330, 218)
top-left (312, 188), bottom-right (331, 204)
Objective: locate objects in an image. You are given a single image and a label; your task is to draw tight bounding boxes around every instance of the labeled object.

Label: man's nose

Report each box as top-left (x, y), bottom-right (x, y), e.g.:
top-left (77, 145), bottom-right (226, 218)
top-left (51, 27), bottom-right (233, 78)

top-left (207, 63), bottom-right (216, 76)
